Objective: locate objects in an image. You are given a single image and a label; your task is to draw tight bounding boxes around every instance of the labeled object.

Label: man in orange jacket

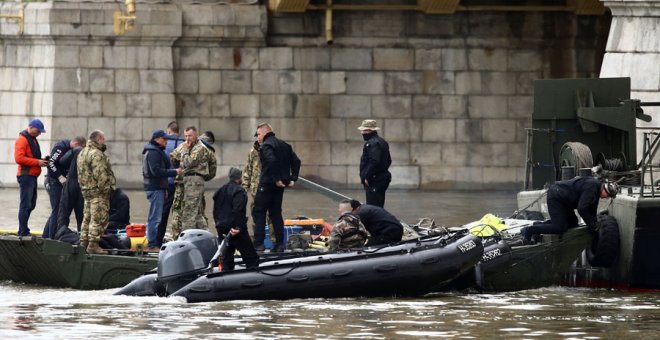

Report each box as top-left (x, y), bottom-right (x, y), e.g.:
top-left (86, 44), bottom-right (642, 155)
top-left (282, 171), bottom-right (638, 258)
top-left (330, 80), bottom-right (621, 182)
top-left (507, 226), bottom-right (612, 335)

top-left (14, 119), bottom-right (48, 236)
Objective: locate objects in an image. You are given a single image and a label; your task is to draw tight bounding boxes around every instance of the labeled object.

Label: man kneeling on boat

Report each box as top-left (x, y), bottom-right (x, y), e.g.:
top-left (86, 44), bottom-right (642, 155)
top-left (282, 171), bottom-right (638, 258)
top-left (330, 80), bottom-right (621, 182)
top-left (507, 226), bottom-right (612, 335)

top-left (348, 200), bottom-right (403, 246)
top-left (328, 200), bottom-right (371, 251)
top-left (521, 177), bottom-right (618, 244)
top-left (213, 167), bottom-right (259, 271)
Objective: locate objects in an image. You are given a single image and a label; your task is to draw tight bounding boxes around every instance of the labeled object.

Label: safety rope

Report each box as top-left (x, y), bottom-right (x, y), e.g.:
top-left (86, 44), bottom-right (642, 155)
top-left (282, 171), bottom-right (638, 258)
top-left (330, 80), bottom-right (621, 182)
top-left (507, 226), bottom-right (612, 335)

top-left (256, 261), bottom-right (301, 277)
top-left (508, 190), bottom-right (547, 219)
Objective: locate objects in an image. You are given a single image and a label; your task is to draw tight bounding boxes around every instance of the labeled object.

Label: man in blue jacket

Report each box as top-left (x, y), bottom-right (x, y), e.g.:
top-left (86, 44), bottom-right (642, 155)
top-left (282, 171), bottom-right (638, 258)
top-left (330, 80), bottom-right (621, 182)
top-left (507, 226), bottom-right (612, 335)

top-left (142, 130), bottom-right (181, 250)
top-left (156, 121), bottom-right (184, 246)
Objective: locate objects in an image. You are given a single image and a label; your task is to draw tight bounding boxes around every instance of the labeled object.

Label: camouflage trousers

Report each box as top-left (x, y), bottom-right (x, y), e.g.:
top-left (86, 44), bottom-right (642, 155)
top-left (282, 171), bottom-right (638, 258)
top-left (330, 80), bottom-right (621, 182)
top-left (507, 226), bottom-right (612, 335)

top-left (80, 194), bottom-right (109, 242)
top-left (181, 176), bottom-right (208, 231)
top-left (169, 182), bottom-right (184, 240)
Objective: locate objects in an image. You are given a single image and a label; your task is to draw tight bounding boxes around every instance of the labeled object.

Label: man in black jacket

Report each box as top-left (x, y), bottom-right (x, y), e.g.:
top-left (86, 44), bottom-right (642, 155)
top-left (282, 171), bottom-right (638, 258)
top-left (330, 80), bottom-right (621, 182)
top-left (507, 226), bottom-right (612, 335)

top-left (358, 120), bottom-right (392, 208)
top-left (252, 123), bottom-right (301, 252)
top-left (521, 177), bottom-right (618, 243)
top-left (44, 136), bottom-right (86, 238)
top-left (142, 130), bottom-right (181, 250)
top-left (213, 167), bottom-right (259, 270)
top-left (55, 141), bottom-right (86, 234)
top-left (100, 188), bottom-right (131, 249)
top-left (350, 200), bottom-right (402, 246)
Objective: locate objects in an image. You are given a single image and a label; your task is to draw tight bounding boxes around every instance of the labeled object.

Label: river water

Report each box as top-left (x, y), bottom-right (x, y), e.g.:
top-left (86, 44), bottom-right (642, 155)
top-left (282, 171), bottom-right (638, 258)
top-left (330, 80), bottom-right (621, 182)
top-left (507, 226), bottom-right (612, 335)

top-left (1, 188), bottom-right (659, 339)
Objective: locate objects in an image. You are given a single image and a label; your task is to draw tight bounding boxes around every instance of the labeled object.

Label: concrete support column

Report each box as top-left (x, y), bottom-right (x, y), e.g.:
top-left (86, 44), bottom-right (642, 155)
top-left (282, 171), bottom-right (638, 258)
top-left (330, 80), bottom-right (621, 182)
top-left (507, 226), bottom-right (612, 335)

top-left (601, 0), bottom-right (660, 120)
top-left (601, 0), bottom-right (660, 163)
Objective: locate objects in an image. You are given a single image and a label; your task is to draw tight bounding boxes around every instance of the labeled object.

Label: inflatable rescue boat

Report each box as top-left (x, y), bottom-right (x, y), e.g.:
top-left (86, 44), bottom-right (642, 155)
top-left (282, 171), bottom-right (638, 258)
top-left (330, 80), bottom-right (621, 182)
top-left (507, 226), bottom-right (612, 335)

top-left (116, 229), bottom-right (484, 302)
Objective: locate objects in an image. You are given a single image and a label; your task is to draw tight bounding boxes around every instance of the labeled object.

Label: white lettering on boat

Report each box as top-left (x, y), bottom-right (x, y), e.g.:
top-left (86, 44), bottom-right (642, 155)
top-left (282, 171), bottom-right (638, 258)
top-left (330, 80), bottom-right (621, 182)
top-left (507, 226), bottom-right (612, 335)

top-left (457, 240), bottom-right (477, 253)
top-left (482, 248), bottom-right (502, 262)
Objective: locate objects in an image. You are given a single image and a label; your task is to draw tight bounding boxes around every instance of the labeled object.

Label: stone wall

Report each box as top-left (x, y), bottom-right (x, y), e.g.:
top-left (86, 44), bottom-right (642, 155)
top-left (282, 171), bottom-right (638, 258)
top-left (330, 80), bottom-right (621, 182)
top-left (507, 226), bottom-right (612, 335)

top-left (0, 2), bottom-right (611, 190)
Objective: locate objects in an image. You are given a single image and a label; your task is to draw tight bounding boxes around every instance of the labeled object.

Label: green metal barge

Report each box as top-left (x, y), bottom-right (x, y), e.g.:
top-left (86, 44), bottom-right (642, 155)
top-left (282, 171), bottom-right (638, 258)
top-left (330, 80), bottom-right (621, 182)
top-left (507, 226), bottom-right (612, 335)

top-left (0, 234), bottom-right (158, 290)
top-left (519, 77), bottom-right (660, 290)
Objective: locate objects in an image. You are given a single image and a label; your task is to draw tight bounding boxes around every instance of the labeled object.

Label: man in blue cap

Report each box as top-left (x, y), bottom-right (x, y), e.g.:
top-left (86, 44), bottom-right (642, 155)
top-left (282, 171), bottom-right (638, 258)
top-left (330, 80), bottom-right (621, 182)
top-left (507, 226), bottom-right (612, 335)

top-left (14, 119), bottom-right (48, 236)
top-left (142, 129), bottom-right (181, 250)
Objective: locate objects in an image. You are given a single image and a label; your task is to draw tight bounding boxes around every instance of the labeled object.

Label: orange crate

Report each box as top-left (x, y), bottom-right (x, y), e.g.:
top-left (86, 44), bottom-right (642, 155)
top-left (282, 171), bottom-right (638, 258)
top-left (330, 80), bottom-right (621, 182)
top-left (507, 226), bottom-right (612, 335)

top-left (126, 223), bottom-right (146, 237)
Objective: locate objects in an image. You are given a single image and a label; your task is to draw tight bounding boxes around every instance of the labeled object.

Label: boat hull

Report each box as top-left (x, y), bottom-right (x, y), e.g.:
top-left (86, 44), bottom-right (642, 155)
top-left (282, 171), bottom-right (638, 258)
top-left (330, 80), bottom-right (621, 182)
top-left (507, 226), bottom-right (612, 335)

top-left (0, 235), bottom-right (158, 290)
top-left (475, 226), bottom-right (592, 291)
top-left (171, 233), bottom-right (483, 302)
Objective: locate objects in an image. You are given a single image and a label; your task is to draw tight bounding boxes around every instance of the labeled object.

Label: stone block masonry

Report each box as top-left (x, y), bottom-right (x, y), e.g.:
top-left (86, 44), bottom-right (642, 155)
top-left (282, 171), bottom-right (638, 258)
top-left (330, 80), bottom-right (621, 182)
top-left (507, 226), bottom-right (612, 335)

top-left (0, 2), bottom-right (615, 191)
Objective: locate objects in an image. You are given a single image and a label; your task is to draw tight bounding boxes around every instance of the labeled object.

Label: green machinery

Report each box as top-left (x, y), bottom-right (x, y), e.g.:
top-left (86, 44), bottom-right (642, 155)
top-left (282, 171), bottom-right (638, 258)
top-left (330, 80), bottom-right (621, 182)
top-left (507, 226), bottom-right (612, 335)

top-left (521, 77), bottom-right (660, 289)
top-left (525, 77), bottom-right (652, 190)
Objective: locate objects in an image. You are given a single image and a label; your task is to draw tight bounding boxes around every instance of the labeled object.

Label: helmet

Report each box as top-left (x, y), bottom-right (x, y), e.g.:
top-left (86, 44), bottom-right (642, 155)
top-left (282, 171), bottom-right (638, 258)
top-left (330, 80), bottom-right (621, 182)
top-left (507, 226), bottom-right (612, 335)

top-left (603, 182), bottom-right (618, 198)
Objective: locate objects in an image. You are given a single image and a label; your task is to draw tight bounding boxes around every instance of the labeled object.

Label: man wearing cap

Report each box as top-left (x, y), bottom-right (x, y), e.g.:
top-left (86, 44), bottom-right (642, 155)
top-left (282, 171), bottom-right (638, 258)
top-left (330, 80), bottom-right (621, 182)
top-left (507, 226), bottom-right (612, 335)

top-left (358, 119), bottom-right (392, 208)
top-left (521, 176), bottom-right (618, 244)
top-left (213, 167), bottom-right (259, 271)
top-left (14, 119), bottom-right (49, 236)
top-left (142, 129), bottom-right (182, 250)
top-left (253, 122), bottom-right (301, 252)
top-left (156, 121), bottom-right (184, 247)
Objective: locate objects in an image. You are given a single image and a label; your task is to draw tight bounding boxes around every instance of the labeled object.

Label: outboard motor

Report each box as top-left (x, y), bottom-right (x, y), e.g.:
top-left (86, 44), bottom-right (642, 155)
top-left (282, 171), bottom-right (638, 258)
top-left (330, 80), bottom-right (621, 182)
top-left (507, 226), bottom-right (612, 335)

top-left (178, 229), bottom-right (219, 265)
top-left (114, 272), bottom-right (166, 297)
top-left (158, 240), bottom-right (209, 295)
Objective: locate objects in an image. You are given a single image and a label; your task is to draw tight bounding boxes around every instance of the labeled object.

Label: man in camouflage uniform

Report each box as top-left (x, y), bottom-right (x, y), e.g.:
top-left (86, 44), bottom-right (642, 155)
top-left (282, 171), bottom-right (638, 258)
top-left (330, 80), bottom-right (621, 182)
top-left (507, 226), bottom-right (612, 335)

top-left (180, 126), bottom-right (214, 230)
top-left (328, 199), bottom-right (370, 251)
top-left (77, 130), bottom-right (116, 255)
top-left (168, 143), bottom-right (185, 239)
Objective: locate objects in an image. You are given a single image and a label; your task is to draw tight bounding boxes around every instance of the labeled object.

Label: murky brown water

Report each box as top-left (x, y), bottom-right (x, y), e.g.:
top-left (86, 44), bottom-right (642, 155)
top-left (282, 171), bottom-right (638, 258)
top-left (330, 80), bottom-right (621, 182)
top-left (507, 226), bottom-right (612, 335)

top-left (1, 188), bottom-right (659, 339)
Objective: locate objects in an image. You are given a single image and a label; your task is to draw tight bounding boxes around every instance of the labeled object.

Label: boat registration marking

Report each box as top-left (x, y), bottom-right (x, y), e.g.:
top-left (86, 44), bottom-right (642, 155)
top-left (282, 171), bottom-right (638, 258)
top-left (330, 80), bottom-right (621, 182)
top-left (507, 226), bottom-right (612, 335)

top-left (457, 240), bottom-right (477, 253)
top-left (482, 248), bottom-right (502, 262)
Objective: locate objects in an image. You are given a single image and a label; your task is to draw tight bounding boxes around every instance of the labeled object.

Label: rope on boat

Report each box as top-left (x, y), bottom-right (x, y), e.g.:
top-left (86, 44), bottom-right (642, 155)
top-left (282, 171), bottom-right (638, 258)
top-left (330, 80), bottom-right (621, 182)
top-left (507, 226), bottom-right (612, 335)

top-left (508, 190), bottom-right (547, 219)
top-left (256, 261), bottom-right (301, 277)
top-left (560, 142), bottom-right (593, 169)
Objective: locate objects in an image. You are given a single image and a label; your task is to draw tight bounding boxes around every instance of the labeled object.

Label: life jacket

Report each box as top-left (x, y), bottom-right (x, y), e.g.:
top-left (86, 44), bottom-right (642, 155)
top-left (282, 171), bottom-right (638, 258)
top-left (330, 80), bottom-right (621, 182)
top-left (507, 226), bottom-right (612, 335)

top-left (15, 130), bottom-right (42, 177)
top-left (469, 213), bottom-right (509, 237)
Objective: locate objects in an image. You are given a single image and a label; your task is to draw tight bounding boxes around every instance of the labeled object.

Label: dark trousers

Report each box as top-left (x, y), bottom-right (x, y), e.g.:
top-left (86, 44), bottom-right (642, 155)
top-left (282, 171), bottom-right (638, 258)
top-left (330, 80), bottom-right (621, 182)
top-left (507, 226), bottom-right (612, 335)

top-left (157, 184), bottom-right (175, 247)
top-left (57, 182), bottom-right (84, 233)
top-left (17, 175), bottom-right (37, 236)
top-left (364, 179), bottom-right (390, 208)
top-left (252, 186), bottom-right (285, 247)
top-left (43, 177), bottom-right (63, 239)
top-left (220, 231), bottom-right (259, 271)
top-left (524, 188), bottom-right (578, 237)
top-left (365, 226), bottom-right (403, 247)
top-left (100, 234), bottom-right (128, 250)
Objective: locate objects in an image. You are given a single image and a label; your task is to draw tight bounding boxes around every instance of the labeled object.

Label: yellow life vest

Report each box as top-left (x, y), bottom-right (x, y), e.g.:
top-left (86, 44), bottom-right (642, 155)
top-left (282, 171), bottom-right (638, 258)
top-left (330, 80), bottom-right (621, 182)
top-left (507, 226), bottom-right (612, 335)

top-left (469, 213), bottom-right (508, 237)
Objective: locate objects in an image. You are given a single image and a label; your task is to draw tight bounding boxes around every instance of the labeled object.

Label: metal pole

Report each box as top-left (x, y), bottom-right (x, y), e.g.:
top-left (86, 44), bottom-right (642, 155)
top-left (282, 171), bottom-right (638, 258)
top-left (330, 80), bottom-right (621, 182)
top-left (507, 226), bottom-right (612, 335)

top-left (296, 177), bottom-right (352, 202)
